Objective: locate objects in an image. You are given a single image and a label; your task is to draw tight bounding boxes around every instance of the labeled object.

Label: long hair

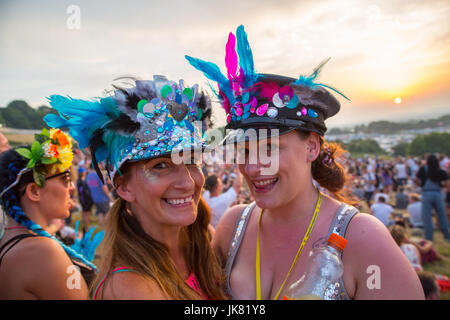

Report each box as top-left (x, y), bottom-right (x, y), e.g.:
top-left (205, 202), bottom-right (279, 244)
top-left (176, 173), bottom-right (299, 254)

top-left (426, 154), bottom-right (442, 183)
top-left (0, 148), bottom-right (97, 270)
top-left (89, 166), bottom-right (227, 299)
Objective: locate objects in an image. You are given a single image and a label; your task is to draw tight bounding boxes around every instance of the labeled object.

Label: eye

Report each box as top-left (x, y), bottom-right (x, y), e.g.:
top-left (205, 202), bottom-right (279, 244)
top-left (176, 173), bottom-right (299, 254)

top-left (153, 161), bottom-right (170, 169)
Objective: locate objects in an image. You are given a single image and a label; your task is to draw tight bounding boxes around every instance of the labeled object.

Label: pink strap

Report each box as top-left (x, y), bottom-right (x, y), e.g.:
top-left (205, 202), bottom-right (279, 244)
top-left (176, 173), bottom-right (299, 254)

top-left (186, 273), bottom-right (209, 300)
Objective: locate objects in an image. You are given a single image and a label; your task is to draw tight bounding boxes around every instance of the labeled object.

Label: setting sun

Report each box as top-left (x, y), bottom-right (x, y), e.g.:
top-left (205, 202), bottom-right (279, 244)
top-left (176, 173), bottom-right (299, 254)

top-left (394, 97), bottom-right (402, 104)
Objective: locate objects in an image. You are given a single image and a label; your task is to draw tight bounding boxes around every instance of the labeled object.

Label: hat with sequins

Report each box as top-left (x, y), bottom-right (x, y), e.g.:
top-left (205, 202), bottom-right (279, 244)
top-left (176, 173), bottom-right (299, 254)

top-left (44, 75), bottom-right (212, 185)
top-left (185, 25), bottom-right (349, 143)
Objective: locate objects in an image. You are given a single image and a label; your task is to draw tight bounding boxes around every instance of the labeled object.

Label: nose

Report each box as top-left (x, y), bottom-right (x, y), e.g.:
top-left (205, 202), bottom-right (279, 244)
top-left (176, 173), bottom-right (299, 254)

top-left (173, 164), bottom-right (196, 191)
top-left (69, 181), bottom-right (75, 194)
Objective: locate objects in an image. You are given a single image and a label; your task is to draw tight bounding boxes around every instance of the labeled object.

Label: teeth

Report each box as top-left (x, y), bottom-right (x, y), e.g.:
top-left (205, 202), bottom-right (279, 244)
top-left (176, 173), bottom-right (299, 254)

top-left (166, 196), bottom-right (193, 205)
top-left (253, 178), bottom-right (277, 187)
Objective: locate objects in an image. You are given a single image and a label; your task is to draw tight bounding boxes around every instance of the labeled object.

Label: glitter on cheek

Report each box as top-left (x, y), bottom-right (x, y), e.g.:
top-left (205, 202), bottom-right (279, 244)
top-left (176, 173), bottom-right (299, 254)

top-left (141, 165), bottom-right (160, 183)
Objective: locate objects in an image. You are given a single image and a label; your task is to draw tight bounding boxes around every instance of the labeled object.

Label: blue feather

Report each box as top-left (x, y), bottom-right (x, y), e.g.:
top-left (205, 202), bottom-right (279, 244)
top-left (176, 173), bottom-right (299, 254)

top-left (185, 55), bottom-right (235, 105)
top-left (294, 58), bottom-right (350, 101)
top-left (45, 95), bottom-right (120, 149)
top-left (236, 25), bottom-right (257, 87)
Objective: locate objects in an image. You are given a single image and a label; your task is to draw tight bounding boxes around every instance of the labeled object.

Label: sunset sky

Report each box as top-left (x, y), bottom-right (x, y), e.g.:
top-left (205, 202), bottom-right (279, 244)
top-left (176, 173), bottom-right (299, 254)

top-left (0, 0), bottom-right (449, 128)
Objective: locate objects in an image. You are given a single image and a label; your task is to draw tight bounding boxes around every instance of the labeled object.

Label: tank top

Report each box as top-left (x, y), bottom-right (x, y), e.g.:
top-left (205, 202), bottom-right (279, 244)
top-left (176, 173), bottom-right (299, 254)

top-left (224, 202), bottom-right (359, 300)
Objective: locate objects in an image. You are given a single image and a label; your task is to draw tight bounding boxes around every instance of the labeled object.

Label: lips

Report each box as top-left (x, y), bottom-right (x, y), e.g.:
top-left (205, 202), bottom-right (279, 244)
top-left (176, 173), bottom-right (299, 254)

top-left (251, 177), bottom-right (278, 193)
top-left (163, 195), bottom-right (194, 207)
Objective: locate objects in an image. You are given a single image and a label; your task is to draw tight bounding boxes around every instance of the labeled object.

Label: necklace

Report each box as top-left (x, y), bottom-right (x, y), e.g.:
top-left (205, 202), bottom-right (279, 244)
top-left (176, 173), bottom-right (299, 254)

top-left (255, 191), bottom-right (322, 300)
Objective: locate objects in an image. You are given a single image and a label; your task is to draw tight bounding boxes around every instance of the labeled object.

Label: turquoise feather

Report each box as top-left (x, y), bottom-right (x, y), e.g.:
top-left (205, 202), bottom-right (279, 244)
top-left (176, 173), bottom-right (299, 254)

top-left (185, 55), bottom-right (235, 105)
top-left (236, 25), bottom-right (257, 88)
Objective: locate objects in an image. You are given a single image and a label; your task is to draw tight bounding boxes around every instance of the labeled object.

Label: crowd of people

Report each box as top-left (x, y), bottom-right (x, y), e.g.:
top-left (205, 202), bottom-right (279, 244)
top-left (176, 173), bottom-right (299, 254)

top-left (0, 25), bottom-right (448, 300)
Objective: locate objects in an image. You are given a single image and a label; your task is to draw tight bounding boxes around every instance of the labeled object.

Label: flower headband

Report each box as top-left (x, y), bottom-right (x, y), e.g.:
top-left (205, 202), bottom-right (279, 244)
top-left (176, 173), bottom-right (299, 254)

top-left (44, 75), bottom-right (212, 184)
top-left (185, 25), bottom-right (349, 137)
top-left (0, 128), bottom-right (73, 198)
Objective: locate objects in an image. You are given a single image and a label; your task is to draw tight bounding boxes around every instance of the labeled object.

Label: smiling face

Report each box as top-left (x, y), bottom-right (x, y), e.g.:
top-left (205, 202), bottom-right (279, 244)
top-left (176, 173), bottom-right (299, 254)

top-left (238, 130), bottom-right (319, 209)
top-left (116, 156), bottom-right (205, 235)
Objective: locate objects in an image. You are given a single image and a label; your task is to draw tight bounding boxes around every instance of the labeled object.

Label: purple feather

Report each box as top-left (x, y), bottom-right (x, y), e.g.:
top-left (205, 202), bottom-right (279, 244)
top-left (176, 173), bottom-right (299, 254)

top-left (225, 32), bottom-right (239, 94)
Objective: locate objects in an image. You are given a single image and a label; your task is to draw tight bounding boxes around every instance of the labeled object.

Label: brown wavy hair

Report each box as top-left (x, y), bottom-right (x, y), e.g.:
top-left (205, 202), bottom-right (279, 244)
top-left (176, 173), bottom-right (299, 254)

top-left (297, 130), bottom-right (358, 205)
top-left (89, 165), bottom-right (228, 299)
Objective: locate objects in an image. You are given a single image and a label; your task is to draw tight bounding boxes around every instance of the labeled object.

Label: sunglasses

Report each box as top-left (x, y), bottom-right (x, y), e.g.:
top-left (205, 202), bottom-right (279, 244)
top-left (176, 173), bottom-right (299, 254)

top-left (46, 170), bottom-right (73, 186)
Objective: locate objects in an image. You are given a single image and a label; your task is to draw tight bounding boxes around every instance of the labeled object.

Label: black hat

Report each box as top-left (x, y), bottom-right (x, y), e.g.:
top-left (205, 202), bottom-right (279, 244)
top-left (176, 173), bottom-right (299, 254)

top-left (185, 25), bottom-right (349, 143)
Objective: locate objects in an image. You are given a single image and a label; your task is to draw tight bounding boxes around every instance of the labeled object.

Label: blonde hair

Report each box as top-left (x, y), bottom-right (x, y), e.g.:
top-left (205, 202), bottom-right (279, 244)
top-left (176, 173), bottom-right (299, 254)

top-left (89, 166), bottom-right (227, 299)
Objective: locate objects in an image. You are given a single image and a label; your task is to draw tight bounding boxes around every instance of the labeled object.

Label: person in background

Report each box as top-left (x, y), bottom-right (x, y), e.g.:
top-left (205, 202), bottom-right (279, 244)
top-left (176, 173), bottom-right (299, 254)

top-left (86, 165), bottom-right (113, 229)
top-left (0, 132), bottom-right (11, 154)
top-left (395, 187), bottom-right (409, 210)
top-left (370, 195), bottom-right (394, 226)
top-left (203, 165), bottom-right (242, 228)
top-left (390, 224), bottom-right (423, 272)
top-left (408, 193), bottom-right (423, 229)
top-left (362, 165), bottom-right (376, 209)
top-left (394, 158), bottom-right (409, 188)
top-left (416, 154), bottom-right (450, 242)
top-left (417, 271), bottom-right (440, 300)
top-left (0, 129), bottom-right (97, 299)
top-left (77, 167), bottom-right (94, 232)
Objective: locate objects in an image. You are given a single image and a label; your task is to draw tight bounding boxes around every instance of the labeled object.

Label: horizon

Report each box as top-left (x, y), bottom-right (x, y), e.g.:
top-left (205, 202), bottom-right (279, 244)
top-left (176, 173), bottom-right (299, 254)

top-left (1, 0), bottom-right (449, 129)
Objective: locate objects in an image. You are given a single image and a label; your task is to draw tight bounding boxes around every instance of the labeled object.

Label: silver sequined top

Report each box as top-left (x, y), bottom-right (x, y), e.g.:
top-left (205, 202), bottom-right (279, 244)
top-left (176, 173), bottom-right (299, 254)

top-left (224, 202), bottom-right (359, 300)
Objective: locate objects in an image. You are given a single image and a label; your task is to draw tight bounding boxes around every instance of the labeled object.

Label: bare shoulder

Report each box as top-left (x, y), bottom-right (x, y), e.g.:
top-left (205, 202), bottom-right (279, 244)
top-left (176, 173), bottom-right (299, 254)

top-left (212, 203), bottom-right (248, 265)
top-left (344, 213), bottom-right (424, 299)
top-left (10, 236), bottom-right (71, 267)
top-left (6, 236), bottom-right (89, 299)
top-left (102, 271), bottom-right (167, 300)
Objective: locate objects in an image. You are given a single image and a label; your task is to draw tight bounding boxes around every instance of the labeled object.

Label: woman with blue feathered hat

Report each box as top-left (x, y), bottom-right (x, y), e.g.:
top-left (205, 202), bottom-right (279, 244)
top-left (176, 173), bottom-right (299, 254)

top-left (186, 25), bottom-right (424, 300)
top-left (44, 75), bottom-right (227, 299)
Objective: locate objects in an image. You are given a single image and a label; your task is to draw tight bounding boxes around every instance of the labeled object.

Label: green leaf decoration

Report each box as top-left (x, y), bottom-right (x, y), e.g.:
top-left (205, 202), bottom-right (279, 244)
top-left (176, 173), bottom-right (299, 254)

top-left (31, 141), bottom-right (42, 157)
top-left (16, 148), bottom-right (32, 159)
top-left (26, 158), bottom-right (36, 169)
top-left (40, 128), bottom-right (50, 137)
top-left (33, 168), bottom-right (46, 188)
top-left (197, 108), bottom-right (203, 119)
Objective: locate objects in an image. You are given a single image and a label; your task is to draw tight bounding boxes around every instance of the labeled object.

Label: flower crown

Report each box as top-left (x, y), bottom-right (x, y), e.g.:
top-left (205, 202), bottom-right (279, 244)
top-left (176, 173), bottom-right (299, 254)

top-left (15, 128), bottom-right (73, 187)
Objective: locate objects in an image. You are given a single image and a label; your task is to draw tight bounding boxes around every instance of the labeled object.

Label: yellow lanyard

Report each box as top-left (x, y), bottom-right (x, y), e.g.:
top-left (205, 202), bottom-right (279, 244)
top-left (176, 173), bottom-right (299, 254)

top-left (256, 192), bottom-right (322, 300)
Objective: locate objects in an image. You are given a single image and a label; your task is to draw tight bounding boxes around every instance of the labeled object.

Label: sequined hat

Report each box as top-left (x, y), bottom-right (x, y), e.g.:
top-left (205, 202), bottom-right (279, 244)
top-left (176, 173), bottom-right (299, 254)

top-left (44, 75), bottom-right (212, 184)
top-left (185, 25), bottom-right (349, 143)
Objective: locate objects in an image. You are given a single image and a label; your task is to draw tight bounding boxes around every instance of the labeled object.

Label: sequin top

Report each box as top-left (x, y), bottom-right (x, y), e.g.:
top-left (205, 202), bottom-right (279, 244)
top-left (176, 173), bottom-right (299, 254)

top-left (224, 202), bottom-right (359, 300)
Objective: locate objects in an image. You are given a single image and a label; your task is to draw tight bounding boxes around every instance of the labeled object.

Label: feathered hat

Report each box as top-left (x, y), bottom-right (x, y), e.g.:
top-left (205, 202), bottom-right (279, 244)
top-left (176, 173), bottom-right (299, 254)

top-left (44, 75), bottom-right (212, 184)
top-left (185, 25), bottom-right (349, 142)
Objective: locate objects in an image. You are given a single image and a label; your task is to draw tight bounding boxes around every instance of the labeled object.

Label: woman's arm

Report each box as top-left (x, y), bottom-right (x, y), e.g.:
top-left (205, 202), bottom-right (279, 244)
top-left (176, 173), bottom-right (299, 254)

top-left (345, 213), bottom-right (424, 300)
top-left (19, 237), bottom-right (89, 299)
